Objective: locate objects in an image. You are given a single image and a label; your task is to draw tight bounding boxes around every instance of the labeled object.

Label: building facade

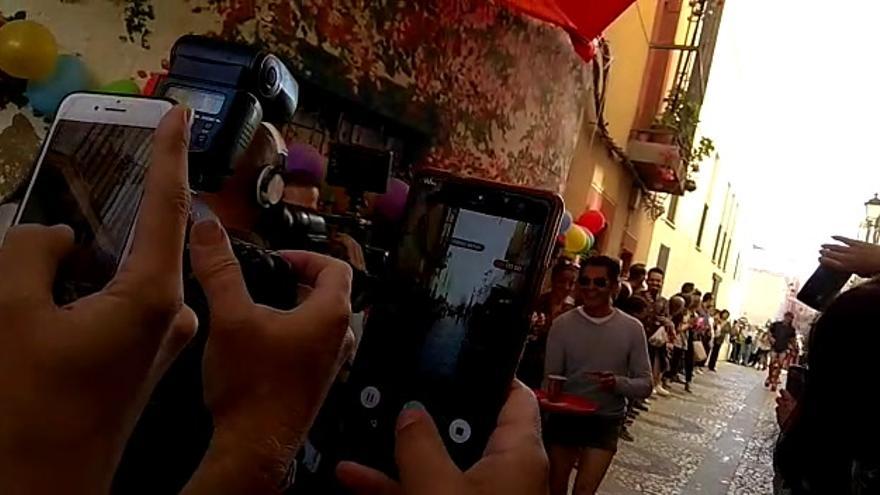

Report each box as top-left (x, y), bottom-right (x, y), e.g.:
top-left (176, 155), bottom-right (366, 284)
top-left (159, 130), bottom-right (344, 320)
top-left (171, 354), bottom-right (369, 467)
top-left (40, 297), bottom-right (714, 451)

top-left (563, 0), bottom-right (734, 305)
top-left (646, 151), bottom-right (745, 308)
top-left (562, 0), bottom-right (660, 265)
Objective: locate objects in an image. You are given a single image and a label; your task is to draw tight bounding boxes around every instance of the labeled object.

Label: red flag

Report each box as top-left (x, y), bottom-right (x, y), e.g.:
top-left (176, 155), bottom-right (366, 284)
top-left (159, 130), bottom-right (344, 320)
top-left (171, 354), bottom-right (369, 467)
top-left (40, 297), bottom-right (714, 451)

top-left (501, 0), bottom-right (637, 60)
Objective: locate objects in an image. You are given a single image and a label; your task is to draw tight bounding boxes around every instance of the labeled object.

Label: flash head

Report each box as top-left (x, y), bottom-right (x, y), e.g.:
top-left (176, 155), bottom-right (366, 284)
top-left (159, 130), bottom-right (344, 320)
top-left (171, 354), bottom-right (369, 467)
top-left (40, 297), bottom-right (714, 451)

top-left (159, 35), bottom-right (299, 192)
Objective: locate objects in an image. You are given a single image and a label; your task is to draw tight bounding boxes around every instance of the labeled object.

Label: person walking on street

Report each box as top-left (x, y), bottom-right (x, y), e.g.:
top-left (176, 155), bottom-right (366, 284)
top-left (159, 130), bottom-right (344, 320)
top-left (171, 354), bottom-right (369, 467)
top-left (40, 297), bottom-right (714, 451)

top-left (654, 295), bottom-right (685, 394)
top-left (544, 256), bottom-right (653, 495)
top-left (695, 293), bottom-right (715, 374)
top-left (740, 326), bottom-right (755, 366)
top-left (616, 263), bottom-right (647, 305)
top-left (709, 310), bottom-right (731, 371)
top-left (637, 267), bottom-right (670, 394)
top-left (643, 267), bottom-right (666, 301)
top-left (662, 295), bottom-right (689, 391)
top-left (752, 330), bottom-right (772, 369)
top-left (617, 294), bottom-right (652, 442)
top-left (766, 312), bottom-right (797, 390)
top-left (728, 319), bottom-right (743, 363)
top-left (518, 259), bottom-right (578, 389)
top-left (667, 292), bottom-right (700, 392)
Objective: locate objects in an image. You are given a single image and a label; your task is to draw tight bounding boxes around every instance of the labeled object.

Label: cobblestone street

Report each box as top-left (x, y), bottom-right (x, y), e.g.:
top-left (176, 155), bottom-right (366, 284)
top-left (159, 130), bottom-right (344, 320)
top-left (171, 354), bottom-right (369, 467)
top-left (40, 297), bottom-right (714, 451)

top-left (598, 362), bottom-right (779, 495)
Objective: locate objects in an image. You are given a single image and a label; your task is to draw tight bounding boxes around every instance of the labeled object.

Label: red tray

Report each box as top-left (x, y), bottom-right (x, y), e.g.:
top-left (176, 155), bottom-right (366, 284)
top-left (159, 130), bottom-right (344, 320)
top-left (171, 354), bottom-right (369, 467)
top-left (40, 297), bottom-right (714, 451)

top-left (534, 389), bottom-right (599, 415)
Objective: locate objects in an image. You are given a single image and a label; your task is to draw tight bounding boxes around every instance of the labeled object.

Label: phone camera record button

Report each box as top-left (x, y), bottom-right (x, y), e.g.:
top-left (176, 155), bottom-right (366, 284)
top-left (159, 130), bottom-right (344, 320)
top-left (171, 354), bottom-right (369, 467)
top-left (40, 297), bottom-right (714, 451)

top-left (360, 386), bottom-right (381, 409)
top-left (448, 419), bottom-right (471, 444)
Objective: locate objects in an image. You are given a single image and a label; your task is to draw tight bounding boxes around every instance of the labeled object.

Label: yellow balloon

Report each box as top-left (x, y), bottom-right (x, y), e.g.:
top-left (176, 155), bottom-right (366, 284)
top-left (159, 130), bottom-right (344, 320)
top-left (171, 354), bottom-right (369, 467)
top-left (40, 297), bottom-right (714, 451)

top-left (0, 20), bottom-right (58, 80)
top-left (564, 225), bottom-right (588, 253)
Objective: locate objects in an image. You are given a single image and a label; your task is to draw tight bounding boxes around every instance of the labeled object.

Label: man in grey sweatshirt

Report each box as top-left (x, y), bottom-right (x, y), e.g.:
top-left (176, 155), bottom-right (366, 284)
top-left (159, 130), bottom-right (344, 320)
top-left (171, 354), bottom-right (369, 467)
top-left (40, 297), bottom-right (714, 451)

top-left (544, 256), bottom-right (653, 495)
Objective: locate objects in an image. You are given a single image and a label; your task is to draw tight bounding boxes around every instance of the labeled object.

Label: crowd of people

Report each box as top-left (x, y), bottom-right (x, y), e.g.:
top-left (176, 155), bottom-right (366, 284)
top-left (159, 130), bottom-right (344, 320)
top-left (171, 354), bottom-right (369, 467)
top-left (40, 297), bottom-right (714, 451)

top-left (1, 106), bottom-right (878, 494)
top-left (517, 249), bottom-right (834, 494)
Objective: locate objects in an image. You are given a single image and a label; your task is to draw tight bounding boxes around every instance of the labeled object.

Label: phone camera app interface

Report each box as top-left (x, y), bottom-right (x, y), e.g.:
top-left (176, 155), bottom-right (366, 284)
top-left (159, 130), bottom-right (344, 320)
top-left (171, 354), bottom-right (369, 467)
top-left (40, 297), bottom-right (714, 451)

top-left (373, 187), bottom-right (542, 415)
top-left (410, 207), bottom-right (536, 378)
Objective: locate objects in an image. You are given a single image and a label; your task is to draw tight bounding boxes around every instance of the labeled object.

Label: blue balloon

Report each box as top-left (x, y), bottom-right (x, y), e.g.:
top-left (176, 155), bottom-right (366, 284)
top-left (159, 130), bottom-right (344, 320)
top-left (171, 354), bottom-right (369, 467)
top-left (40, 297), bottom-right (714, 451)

top-left (25, 55), bottom-right (91, 115)
top-left (559, 210), bottom-right (573, 235)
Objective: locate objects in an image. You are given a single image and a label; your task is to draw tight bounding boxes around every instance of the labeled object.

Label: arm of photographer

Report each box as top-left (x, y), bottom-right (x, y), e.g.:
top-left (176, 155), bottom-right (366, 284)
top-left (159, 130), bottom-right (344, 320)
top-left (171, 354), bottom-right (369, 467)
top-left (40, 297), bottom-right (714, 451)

top-left (0, 106), bottom-right (354, 495)
top-left (182, 218), bottom-right (354, 494)
top-left (0, 106), bottom-right (197, 495)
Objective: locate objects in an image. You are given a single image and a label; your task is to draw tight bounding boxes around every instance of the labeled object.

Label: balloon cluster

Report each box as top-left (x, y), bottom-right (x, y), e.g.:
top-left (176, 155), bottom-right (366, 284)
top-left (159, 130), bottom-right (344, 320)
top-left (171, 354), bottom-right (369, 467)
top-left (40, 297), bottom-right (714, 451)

top-left (0, 19), bottom-right (141, 116)
top-left (559, 208), bottom-right (606, 256)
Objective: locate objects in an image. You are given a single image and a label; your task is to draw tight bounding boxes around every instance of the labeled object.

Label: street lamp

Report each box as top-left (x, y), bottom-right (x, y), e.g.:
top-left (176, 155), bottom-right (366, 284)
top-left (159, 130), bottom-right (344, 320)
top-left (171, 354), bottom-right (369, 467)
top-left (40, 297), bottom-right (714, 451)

top-left (865, 194), bottom-right (880, 243)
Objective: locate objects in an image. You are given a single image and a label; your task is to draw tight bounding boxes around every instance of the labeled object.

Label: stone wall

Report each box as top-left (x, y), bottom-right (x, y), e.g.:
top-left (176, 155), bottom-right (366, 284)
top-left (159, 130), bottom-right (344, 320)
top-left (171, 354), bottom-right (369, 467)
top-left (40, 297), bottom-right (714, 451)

top-left (0, 0), bottom-right (588, 201)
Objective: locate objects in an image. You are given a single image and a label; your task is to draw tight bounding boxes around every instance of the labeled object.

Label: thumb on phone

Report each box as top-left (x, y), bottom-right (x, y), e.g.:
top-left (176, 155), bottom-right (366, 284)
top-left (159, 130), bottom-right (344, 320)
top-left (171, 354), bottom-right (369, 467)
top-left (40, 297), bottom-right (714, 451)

top-left (395, 402), bottom-right (461, 493)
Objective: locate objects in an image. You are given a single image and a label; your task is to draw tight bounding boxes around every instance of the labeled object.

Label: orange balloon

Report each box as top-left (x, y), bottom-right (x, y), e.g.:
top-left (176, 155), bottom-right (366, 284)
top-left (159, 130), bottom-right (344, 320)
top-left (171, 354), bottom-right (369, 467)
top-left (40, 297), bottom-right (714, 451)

top-left (0, 20), bottom-right (58, 80)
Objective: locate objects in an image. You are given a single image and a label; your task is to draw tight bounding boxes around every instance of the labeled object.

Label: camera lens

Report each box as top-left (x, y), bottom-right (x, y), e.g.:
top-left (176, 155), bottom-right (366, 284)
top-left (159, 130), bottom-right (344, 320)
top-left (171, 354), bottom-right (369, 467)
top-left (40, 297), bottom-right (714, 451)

top-left (266, 65), bottom-right (278, 87)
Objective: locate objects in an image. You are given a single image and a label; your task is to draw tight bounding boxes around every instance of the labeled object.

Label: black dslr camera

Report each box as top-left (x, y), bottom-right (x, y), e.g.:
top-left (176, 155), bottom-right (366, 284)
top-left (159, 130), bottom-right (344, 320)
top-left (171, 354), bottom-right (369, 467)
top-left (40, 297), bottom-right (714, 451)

top-left (159, 35), bottom-right (303, 308)
top-left (158, 35), bottom-right (299, 191)
top-left (117, 37), bottom-right (304, 492)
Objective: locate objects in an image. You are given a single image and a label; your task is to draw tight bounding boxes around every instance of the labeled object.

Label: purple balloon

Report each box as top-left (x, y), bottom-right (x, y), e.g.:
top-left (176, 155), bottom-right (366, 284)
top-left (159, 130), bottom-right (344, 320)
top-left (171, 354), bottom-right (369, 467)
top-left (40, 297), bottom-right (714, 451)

top-left (285, 143), bottom-right (325, 185)
top-left (375, 178), bottom-right (410, 222)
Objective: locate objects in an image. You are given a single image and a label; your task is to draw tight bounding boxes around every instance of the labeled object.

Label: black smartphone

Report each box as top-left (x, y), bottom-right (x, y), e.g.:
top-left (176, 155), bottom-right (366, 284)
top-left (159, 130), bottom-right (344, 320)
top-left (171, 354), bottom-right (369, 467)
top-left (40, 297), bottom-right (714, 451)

top-left (11, 93), bottom-right (173, 304)
top-left (339, 169), bottom-right (562, 475)
top-left (786, 365), bottom-right (807, 400)
top-left (797, 265), bottom-right (851, 311)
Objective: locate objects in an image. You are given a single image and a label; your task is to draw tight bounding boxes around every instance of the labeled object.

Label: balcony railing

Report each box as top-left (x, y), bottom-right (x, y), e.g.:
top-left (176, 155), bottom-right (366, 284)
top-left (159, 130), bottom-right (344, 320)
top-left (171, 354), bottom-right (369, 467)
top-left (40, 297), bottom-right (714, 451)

top-left (627, 0), bottom-right (725, 195)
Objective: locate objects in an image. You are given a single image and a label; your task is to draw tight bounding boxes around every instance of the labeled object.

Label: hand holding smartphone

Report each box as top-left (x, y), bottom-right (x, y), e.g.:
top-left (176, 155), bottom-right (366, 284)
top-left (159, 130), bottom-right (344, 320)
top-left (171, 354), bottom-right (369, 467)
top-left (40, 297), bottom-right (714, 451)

top-left (338, 170), bottom-right (562, 476)
top-left (13, 92), bottom-right (174, 303)
top-left (0, 100), bottom-right (198, 494)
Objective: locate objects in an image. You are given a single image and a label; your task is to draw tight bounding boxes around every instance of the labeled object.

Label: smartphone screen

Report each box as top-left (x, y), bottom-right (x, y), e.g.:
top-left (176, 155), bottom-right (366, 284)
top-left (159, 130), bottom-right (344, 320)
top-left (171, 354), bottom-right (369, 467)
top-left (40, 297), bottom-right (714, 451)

top-left (339, 172), bottom-right (560, 475)
top-left (15, 112), bottom-right (157, 303)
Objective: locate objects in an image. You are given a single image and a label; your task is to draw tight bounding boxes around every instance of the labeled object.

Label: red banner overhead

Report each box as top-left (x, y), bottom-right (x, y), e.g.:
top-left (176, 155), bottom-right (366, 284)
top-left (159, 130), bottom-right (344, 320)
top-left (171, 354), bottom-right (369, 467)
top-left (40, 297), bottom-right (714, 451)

top-left (501, 0), bottom-right (637, 60)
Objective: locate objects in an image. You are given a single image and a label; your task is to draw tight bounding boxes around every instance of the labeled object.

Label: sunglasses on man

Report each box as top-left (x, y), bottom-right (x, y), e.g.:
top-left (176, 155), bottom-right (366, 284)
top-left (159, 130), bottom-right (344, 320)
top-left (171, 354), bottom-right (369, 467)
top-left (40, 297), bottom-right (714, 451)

top-left (578, 276), bottom-right (610, 288)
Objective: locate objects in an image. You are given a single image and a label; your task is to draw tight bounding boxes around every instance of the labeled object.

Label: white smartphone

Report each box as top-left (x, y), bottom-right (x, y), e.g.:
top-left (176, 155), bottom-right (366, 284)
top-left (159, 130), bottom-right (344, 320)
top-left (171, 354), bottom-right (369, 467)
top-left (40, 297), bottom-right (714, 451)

top-left (13, 92), bottom-right (173, 303)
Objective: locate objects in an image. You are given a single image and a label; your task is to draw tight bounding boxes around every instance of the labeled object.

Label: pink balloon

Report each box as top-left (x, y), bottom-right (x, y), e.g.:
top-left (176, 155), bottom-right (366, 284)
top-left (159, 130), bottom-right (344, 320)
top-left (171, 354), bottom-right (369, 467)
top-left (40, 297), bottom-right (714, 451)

top-left (374, 178), bottom-right (410, 222)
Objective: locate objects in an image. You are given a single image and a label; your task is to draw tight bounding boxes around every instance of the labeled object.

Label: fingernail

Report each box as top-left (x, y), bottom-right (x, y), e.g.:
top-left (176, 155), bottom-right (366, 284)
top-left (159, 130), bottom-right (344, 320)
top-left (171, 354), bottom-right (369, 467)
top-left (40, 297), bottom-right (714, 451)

top-left (397, 401), bottom-right (425, 431)
top-left (191, 198), bottom-right (217, 224)
top-left (182, 106), bottom-right (194, 142)
top-left (183, 106), bottom-right (194, 126)
top-left (191, 218), bottom-right (224, 246)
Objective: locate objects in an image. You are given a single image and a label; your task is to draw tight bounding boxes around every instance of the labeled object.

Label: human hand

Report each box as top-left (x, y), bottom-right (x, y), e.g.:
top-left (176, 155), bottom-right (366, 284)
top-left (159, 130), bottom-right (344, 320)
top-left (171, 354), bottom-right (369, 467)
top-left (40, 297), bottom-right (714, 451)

top-left (184, 219), bottom-right (354, 493)
top-left (820, 236), bottom-right (880, 277)
top-left (0, 106), bottom-right (197, 494)
top-left (586, 371), bottom-right (617, 392)
top-left (333, 232), bottom-right (367, 272)
top-left (775, 390), bottom-right (797, 429)
top-left (597, 372), bottom-right (617, 392)
top-left (336, 381), bottom-right (547, 495)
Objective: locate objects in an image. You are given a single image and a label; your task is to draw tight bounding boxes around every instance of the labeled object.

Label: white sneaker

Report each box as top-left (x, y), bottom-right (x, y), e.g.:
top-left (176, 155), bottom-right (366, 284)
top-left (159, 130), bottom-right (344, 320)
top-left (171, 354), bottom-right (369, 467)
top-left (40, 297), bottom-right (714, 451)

top-left (655, 385), bottom-right (670, 397)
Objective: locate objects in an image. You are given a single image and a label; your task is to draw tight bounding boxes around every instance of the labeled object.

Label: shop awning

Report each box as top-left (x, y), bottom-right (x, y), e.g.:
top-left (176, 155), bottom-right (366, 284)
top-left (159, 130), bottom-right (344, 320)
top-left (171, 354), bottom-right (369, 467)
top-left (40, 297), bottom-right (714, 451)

top-left (501, 0), bottom-right (637, 60)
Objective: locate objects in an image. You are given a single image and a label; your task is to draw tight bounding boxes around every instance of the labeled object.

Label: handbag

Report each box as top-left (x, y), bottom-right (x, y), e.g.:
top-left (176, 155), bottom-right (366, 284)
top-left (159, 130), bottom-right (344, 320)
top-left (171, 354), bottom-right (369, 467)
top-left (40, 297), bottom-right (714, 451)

top-left (648, 327), bottom-right (668, 347)
top-left (693, 340), bottom-right (708, 362)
